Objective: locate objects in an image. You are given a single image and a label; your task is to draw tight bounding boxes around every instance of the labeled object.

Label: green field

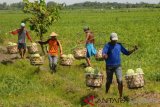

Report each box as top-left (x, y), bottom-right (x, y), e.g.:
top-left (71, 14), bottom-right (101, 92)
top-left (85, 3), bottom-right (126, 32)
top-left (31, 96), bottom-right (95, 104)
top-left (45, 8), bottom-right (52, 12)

top-left (0, 8), bottom-right (160, 107)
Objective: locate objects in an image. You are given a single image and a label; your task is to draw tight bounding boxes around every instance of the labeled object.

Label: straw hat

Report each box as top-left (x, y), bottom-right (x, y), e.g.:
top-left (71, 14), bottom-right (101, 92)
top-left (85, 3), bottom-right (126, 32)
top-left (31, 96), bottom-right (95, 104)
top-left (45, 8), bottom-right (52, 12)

top-left (50, 32), bottom-right (58, 37)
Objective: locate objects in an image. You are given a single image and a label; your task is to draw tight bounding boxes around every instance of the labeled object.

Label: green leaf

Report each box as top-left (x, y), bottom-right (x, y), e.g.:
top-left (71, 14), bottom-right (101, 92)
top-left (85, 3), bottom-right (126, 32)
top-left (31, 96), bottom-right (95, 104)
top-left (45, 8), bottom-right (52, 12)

top-left (23, 0), bottom-right (60, 41)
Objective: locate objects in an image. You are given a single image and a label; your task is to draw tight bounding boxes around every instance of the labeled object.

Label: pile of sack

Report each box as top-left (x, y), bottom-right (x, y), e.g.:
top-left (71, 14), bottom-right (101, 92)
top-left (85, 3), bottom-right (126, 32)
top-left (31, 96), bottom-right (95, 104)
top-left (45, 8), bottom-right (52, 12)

top-left (27, 43), bottom-right (42, 65)
top-left (60, 54), bottom-right (75, 66)
top-left (85, 67), bottom-right (103, 88)
top-left (125, 68), bottom-right (144, 89)
top-left (7, 42), bottom-right (18, 54)
top-left (27, 43), bottom-right (38, 54)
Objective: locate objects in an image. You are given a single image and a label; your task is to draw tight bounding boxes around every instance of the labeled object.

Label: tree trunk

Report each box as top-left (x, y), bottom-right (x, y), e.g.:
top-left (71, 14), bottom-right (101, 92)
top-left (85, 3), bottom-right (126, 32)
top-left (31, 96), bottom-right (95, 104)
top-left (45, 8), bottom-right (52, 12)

top-left (40, 33), bottom-right (46, 55)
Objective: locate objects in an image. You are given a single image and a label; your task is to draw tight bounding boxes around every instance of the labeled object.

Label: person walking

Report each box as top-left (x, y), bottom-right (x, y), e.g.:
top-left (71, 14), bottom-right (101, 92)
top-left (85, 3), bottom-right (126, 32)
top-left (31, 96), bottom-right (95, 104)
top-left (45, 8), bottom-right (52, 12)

top-left (83, 27), bottom-right (97, 67)
top-left (10, 23), bottom-right (32, 58)
top-left (38, 32), bottom-right (63, 73)
top-left (102, 33), bottom-right (138, 98)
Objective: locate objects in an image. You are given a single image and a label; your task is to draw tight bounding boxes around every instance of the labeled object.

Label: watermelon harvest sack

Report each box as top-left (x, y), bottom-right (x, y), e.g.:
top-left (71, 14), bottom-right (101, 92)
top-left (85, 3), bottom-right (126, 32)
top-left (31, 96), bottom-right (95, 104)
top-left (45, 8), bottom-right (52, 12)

top-left (125, 74), bottom-right (144, 89)
top-left (125, 68), bottom-right (144, 89)
top-left (85, 73), bottom-right (103, 88)
top-left (73, 48), bottom-right (86, 59)
top-left (95, 48), bottom-right (103, 61)
top-left (85, 67), bottom-right (103, 88)
top-left (27, 43), bottom-right (38, 54)
top-left (30, 54), bottom-right (43, 65)
top-left (60, 54), bottom-right (74, 66)
top-left (7, 42), bottom-right (18, 54)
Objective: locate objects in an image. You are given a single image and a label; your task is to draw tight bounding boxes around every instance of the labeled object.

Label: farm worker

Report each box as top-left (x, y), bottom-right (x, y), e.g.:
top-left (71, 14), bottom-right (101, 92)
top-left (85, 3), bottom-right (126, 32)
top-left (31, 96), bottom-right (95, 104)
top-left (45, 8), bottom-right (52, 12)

top-left (38, 32), bottom-right (63, 73)
top-left (10, 23), bottom-right (32, 58)
top-left (83, 26), bottom-right (97, 67)
top-left (102, 33), bottom-right (138, 98)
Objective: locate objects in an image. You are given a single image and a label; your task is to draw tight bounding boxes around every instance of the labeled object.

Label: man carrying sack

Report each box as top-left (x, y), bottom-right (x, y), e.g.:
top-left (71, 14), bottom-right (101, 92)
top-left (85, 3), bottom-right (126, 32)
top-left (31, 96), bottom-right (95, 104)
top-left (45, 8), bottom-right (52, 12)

top-left (102, 33), bottom-right (138, 98)
top-left (38, 32), bottom-right (63, 73)
top-left (10, 23), bottom-right (32, 58)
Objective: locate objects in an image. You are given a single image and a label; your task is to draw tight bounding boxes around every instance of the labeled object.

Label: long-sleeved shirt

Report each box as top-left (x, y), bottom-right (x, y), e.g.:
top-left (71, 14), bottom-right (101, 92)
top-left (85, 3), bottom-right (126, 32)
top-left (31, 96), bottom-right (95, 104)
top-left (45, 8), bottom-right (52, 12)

top-left (11, 29), bottom-right (32, 43)
top-left (102, 43), bottom-right (129, 67)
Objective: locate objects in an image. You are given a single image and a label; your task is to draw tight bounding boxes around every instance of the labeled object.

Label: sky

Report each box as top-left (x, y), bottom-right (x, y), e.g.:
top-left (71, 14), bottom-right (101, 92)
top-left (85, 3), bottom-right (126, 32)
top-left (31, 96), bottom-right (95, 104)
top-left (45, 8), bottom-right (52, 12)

top-left (0, 0), bottom-right (159, 5)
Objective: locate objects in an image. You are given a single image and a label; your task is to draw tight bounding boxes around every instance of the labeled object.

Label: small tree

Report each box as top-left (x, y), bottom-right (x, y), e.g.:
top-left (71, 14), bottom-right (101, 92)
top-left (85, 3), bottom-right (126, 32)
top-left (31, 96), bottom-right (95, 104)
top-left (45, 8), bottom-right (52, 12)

top-left (23, 0), bottom-right (61, 54)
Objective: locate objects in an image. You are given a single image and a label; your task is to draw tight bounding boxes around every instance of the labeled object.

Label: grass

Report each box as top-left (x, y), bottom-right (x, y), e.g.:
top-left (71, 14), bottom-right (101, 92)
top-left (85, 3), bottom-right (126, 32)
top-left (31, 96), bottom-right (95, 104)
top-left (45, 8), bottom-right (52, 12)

top-left (0, 8), bottom-right (160, 106)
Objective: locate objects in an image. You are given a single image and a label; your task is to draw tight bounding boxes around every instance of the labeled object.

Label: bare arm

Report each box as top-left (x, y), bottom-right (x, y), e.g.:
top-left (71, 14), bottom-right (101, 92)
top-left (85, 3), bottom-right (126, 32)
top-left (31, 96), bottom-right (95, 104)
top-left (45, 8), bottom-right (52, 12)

top-left (102, 54), bottom-right (108, 60)
top-left (38, 39), bottom-right (50, 45)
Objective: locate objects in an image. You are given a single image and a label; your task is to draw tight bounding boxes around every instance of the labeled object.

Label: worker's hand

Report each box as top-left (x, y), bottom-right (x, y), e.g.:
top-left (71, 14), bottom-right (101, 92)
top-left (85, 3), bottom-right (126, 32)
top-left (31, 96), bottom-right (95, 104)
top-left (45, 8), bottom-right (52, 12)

top-left (37, 41), bottom-right (42, 44)
top-left (102, 54), bottom-right (108, 60)
top-left (60, 53), bottom-right (63, 58)
top-left (78, 40), bottom-right (85, 44)
top-left (9, 31), bottom-right (12, 34)
top-left (134, 45), bottom-right (138, 51)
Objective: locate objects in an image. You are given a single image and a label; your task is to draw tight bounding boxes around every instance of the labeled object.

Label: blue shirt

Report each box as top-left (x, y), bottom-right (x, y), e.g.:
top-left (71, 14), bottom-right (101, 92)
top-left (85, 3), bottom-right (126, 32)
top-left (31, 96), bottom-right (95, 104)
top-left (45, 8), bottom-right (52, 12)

top-left (102, 43), bottom-right (129, 67)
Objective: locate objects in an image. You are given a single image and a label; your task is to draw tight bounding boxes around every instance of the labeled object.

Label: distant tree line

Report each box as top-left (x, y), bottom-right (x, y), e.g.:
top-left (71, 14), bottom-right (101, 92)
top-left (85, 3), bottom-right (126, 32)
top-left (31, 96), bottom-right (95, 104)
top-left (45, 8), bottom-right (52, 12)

top-left (0, 1), bottom-right (160, 10)
top-left (0, 2), bottom-right (24, 10)
top-left (67, 1), bottom-right (160, 9)
top-left (0, 1), bottom-right (63, 10)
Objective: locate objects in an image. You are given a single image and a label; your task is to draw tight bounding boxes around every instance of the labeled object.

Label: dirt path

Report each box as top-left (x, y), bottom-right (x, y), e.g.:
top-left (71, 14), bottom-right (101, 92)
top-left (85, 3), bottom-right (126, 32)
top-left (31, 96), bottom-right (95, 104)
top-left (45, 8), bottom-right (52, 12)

top-left (129, 91), bottom-right (160, 105)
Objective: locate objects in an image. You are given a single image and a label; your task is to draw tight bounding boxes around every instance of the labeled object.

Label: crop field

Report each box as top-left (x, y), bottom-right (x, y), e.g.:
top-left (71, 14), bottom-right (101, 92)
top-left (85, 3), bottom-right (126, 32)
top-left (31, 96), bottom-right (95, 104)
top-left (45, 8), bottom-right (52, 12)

top-left (0, 8), bottom-right (160, 107)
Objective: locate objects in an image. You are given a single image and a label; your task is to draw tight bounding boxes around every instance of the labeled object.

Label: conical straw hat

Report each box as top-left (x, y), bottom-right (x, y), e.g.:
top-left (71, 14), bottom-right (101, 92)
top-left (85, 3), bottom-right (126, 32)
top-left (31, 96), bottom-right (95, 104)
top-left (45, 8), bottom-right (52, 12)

top-left (50, 32), bottom-right (58, 37)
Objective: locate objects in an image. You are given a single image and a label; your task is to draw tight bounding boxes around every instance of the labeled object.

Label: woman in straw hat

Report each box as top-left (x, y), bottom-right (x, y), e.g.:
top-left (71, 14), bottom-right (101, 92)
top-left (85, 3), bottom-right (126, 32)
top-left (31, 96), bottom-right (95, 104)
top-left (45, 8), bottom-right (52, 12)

top-left (38, 32), bottom-right (63, 73)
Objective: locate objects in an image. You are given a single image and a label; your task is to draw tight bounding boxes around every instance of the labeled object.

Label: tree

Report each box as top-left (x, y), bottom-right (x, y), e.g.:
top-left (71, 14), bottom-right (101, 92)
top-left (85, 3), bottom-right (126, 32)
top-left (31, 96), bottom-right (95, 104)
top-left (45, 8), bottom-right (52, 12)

top-left (10, 2), bottom-right (24, 10)
top-left (23, 0), bottom-right (61, 54)
top-left (0, 2), bottom-right (8, 10)
top-left (47, 1), bottom-right (58, 7)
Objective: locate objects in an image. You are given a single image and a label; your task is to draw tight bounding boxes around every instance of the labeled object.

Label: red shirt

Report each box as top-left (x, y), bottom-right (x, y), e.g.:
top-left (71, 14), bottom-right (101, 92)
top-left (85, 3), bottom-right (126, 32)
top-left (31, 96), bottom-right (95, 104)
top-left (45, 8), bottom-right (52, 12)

top-left (11, 29), bottom-right (32, 42)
